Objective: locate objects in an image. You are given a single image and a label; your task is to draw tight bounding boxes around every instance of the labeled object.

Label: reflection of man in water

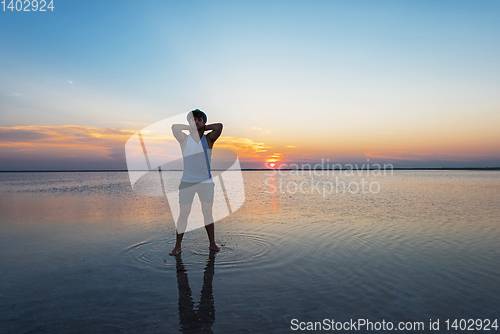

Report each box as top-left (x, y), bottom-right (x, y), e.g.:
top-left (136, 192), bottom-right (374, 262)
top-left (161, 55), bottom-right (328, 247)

top-left (176, 252), bottom-right (216, 333)
top-left (169, 109), bottom-right (223, 256)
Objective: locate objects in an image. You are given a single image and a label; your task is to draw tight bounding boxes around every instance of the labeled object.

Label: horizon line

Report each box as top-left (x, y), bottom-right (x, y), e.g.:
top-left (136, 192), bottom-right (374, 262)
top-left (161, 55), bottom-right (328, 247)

top-left (1, 167), bottom-right (499, 173)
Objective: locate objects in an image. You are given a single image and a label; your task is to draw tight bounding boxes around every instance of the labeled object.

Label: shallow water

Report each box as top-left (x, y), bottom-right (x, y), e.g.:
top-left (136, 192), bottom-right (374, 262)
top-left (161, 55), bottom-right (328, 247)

top-left (0, 171), bottom-right (499, 333)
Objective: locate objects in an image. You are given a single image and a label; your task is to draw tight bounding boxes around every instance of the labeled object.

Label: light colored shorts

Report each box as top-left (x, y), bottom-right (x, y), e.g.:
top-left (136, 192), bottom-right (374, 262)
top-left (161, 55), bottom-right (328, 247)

top-left (178, 181), bottom-right (215, 204)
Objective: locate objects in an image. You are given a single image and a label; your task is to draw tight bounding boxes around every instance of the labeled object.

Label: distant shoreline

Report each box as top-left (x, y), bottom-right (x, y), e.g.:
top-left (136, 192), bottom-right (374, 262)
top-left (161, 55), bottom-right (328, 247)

top-left (1, 168), bottom-right (499, 172)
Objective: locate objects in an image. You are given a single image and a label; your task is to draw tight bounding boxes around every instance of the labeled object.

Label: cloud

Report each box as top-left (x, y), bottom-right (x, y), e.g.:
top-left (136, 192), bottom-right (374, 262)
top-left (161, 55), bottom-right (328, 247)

top-left (0, 125), bottom-right (136, 163)
top-left (250, 127), bottom-right (271, 134)
top-left (0, 128), bottom-right (52, 142)
top-left (68, 80), bottom-right (73, 84)
top-left (365, 151), bottom-right (493, 162)
top-left (0, 125), bottom-right (275, 169)
top-left (9, 93), bottom-right (22, 97)
top-left (268, 153), bottom-right (284, 161)
top-left (216, 136), bottom-right (270, 158)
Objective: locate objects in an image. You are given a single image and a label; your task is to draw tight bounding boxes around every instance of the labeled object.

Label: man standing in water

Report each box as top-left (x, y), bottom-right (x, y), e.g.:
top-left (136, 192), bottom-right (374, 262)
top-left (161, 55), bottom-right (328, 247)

top-left (169, 109), bottom-right (223, 256)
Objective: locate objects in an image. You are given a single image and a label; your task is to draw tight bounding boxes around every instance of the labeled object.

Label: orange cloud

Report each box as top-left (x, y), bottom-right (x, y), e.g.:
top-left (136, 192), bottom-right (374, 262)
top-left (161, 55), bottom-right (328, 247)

top-left (365, 151), bottom-right (495, 161)
top-left (0, 125), bottom-right (135, 151)
top-left (267, 153), bottom-right (284, 162)
top-left (0, 125), bottom-right (278, 170)
top-left (0, 125), bottom-right (137, 169)
top-left (215, 136), bottom-right (270, 160)
top-left (2, 125), bottom-right (498, 170)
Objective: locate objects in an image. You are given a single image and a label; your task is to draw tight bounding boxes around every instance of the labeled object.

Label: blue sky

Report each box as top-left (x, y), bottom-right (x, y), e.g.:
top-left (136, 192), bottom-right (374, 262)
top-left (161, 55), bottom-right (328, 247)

top-left (1, 0), bottom-right (499, 169)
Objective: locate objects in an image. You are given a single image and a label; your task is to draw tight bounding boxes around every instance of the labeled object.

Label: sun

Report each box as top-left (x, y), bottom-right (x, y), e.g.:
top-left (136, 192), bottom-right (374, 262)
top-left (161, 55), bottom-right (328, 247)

top-left (267, 161), bottom-right (278, 168)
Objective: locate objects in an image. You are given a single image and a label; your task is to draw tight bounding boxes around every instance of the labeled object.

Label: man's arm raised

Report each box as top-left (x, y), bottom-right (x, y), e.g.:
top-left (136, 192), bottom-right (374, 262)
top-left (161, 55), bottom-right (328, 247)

top-left (205, 123), bottom-right (223, 147)
top-left (171, 124), bottom-right (189, 143)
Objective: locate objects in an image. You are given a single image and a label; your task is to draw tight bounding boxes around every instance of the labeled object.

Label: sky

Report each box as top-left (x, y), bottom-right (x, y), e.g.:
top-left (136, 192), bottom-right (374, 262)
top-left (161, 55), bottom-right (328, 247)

top-left (1, 0), bottom-right (499, 170)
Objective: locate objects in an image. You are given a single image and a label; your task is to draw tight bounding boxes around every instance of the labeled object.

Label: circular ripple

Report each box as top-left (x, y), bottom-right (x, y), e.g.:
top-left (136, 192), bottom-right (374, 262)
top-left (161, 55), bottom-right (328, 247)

top-left (122, 238), bottom-right (175, 270)
top-left (121, 215), bottom-right (360, 273)
top-left (214, 231), bottom-right (271, 269)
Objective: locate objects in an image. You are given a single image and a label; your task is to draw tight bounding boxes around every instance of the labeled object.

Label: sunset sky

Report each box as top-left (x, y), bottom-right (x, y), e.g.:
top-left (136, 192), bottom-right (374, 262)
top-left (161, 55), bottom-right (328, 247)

top-left (1, 0), bottom-right (499, 170)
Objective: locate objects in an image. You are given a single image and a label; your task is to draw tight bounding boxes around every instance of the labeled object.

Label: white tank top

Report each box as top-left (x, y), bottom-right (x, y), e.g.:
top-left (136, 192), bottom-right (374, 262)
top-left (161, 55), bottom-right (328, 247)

top-left (181, 134), bottom-right (213, 183)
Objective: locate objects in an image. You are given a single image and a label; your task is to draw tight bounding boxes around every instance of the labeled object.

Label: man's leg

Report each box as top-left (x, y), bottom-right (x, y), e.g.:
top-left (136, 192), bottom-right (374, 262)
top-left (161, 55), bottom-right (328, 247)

top-left (201, 201), bottom-right (220, 252)
top-left (169, 203), bottom-right (192, 256)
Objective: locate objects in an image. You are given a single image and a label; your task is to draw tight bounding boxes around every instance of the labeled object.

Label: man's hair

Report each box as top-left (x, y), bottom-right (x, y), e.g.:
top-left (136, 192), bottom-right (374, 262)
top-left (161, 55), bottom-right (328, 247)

top-left (188, 109), bottom-right (207, 123)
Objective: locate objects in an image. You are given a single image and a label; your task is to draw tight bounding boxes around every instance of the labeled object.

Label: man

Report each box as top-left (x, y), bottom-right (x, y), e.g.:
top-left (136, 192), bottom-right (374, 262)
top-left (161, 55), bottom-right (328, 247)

top-left (169, 109), bottom-right (223, 256)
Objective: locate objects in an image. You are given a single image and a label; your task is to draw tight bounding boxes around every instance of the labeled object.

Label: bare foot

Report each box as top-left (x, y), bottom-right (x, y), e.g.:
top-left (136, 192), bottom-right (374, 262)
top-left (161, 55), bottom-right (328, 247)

top-left (169, 246), bottom-right (182, 256)
top-left (209, 244), bottom-right (220, 252)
